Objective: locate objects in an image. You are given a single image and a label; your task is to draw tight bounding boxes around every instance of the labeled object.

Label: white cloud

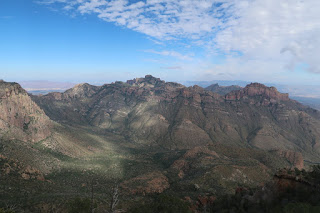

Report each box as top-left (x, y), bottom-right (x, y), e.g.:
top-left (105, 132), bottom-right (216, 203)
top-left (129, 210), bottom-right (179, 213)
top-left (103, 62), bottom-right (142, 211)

top-left (38, 0), bottom-right (320, 76)
top-left (214, 0), bottom-right (320, 73)
top-left (144, 49), bottom-right (193, 61)
top-left (160, 66), bottom-right (182, 70)
top-left (40, 0), bottom-right (229, 39)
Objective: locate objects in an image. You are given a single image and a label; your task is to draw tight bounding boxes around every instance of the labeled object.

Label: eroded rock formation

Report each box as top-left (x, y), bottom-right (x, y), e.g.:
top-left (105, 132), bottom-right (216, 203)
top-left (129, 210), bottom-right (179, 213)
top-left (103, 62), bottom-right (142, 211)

top-left (0, 81), bottom-right (52, 142)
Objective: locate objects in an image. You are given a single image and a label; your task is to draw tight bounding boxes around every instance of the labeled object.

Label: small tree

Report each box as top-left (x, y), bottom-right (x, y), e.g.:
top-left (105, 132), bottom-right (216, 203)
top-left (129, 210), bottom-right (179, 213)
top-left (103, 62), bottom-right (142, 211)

top-left (68, 197), bottom-right (91, 213)
top-left (109, 184), bottom-right (120, 213)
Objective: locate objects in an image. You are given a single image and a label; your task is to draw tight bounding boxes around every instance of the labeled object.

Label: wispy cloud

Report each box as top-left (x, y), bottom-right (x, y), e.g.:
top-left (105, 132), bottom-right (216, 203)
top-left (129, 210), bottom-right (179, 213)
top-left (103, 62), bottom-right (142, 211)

top-left (37, 0), bottom-right (320, 76)
top-left (0, 16), bottom-right (14, 19)
top-left (213, 0), bottom-right (320, 73)
top-left (144, 49), bottom-right (193, 61)
top-left (160, 66), bottom-right (182, 70)
top-left (37, 0), bottom-right (227, 40)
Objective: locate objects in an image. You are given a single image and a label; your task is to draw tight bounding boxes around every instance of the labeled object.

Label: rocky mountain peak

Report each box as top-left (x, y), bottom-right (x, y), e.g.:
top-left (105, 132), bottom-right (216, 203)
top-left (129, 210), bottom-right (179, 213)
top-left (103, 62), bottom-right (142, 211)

top-left (244, 83), bottom-right (289, 100)
top-left (225, 83), bottom-right (289, 102)
top-left (0, 81), bottom-right (52, 143)
top-left (64, 83), bottom-right (99, 98)
top-left (126, 75), bottom-right (165, 87)
top-left (0, 81), bottom-right (27, 98)
top-left (206, 83), bottom-right (219, 90)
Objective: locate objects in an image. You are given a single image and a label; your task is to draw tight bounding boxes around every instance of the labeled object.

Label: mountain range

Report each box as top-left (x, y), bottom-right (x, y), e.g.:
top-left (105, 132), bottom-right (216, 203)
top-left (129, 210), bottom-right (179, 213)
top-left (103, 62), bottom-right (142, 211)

top-left (1, 75), bottom-right (320, 211)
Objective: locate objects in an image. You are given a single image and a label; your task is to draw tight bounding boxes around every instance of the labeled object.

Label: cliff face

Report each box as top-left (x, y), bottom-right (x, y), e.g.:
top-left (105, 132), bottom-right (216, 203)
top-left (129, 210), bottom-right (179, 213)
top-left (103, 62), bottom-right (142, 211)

top-left (0, 81), bottom-right (52, 143)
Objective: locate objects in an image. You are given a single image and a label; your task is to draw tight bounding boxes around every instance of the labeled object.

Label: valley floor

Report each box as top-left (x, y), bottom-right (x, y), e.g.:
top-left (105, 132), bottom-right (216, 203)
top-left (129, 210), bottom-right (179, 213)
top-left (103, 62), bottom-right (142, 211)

top-left (0, 123), bottom-right (298, 212)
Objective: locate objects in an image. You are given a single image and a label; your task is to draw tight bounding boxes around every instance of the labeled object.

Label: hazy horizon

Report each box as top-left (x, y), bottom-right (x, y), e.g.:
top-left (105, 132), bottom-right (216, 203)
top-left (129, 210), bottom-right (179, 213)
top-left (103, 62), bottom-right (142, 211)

top-left (6, 77), bottom-right (320, 102)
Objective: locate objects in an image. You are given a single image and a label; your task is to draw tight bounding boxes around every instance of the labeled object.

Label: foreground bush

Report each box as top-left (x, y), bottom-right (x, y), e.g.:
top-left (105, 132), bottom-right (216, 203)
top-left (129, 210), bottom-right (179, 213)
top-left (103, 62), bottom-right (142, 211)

top-left (129, 194), bottom-right (191, 213)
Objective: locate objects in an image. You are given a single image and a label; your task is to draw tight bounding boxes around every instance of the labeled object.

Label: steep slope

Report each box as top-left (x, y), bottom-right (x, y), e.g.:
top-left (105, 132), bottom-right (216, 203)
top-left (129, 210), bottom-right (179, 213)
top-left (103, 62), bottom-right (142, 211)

top-left (33, 76), bottom-right (320, 161)
top-left (225, 83), bottom-right (320, 156)
top-left (31, 83), bottom-right (101, 124)
top-left (205, 83), bottom-right (242, 95)
top-left (0, 80), bottom-right (52, 143)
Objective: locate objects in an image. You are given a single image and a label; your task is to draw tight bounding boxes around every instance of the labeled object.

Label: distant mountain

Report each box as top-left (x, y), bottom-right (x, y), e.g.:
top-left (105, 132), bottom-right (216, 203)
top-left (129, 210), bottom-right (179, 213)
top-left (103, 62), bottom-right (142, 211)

top-left (18, 80), bottom-right (76, 95)
top-left (182, 80), bottom-right (250, 88)
top-left (185, 80), bottom-right (320, 111)
top-left (270, 84), bottom-right (320, 99)
top-left (291, 96), bottom-right (320, 110)
top-left (205, 83), bottom-right (242, 95)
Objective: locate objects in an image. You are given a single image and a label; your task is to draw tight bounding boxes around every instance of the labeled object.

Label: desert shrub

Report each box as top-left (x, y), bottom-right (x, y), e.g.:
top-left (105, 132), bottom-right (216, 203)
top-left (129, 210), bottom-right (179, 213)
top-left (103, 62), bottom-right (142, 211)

top-left (0, 208), bottom-right (14, 213)
top-left (209, 194), bottom-right (250, 213)
top-left (283, 202), bottom-right (320, 213)
top-left (129, 194), bottom-right (191, 213)
top-left (310, 165), bottom-right (320, 182)
top-left (67, 197), bottom-right (93, 213)
top-left (294, 168), bottom-right (301, 175)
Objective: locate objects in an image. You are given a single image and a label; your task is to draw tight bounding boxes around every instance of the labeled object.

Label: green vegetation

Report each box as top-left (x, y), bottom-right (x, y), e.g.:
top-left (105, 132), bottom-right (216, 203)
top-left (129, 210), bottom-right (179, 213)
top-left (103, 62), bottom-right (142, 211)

top-left (207, 167), bottom-right (320, 213)
top-left (67, 197), bottom-right (94, 213)
top-left (0, 208), bottom-right (15, 213)
top-left (129, 194), bottom-right (191, 213)
top-left (282, 203), bottom-right (320, 213)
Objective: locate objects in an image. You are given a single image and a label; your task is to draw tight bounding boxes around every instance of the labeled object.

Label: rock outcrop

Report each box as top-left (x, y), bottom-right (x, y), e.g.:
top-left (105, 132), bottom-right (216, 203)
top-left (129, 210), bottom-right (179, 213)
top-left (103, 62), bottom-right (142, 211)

top-left (0, 81), bottom-right (52, 142)
top-left (1, 154), bottom-right (45, 181)
top-left (225, 83), bottom-right (289, 103)
top-left (120, 171), bottom-right (170, 195)
top-left (171, 146), bottom-right (220, 178)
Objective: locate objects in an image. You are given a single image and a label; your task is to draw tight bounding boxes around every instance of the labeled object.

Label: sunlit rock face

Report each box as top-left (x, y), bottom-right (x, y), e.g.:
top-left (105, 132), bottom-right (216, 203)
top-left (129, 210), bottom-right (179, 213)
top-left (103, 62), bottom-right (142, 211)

top-left (225, 83), bottom-right (289, 103)
top-left (0, 81), bottom-right (52, 143)
top-left (32, 75), bottom-right (320, 161)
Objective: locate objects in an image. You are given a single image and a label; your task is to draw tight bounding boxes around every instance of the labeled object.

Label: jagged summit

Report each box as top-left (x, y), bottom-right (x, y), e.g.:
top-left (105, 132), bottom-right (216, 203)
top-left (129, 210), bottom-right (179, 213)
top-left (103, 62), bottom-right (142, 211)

top-left (0, 80), bottom-right (27, 98)
top-left (126, 75), bottom-right (165, 87)
top-left (225, 82), bottom-right (289, 102)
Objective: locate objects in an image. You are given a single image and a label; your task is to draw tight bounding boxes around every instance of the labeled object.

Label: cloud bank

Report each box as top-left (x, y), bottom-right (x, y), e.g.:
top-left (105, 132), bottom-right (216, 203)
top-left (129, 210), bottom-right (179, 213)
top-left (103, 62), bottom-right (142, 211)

top-left (39, 0), bottom-right (320, 77)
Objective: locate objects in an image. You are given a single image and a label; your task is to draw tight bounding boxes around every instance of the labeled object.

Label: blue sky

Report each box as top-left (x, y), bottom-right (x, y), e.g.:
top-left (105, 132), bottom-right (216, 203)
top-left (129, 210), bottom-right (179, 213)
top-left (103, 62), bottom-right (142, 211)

top-left (1, 0), bottom-right (320, 85)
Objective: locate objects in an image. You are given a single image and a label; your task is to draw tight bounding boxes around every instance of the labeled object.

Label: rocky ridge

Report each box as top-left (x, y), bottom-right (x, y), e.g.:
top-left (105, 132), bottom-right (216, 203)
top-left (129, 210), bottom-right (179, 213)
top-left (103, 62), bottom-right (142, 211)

top-left (0, 81), bottom-right (52, 143)
top-left (31, 76), bottom-right (320, 161)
